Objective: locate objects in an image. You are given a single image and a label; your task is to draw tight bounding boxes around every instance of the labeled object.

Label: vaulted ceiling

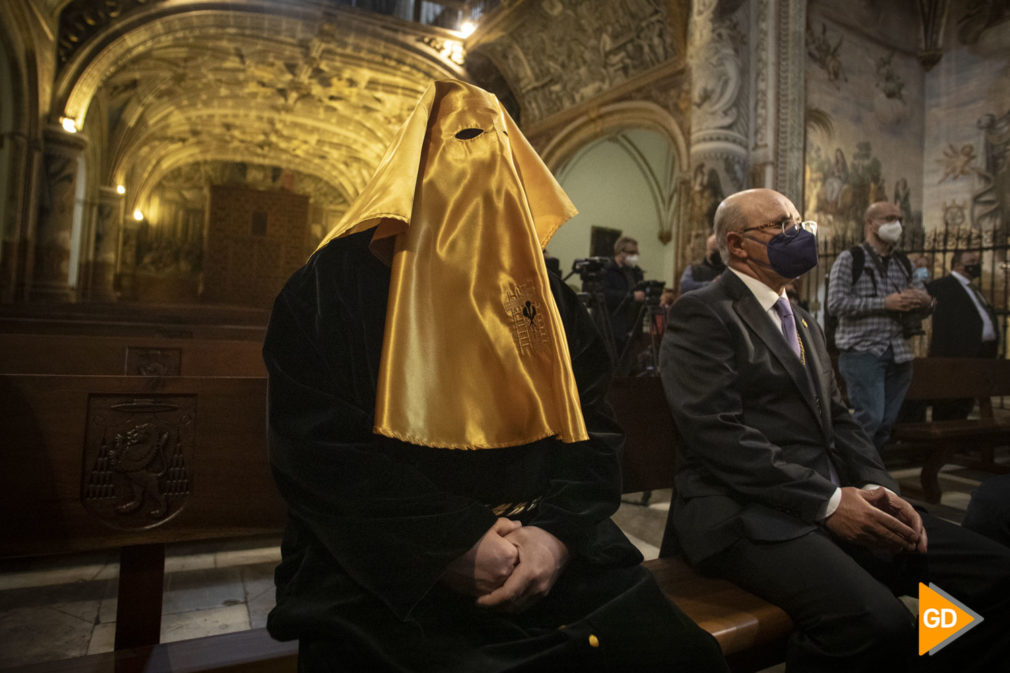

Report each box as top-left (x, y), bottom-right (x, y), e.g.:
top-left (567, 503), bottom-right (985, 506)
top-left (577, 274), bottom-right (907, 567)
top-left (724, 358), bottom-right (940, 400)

top-left (46, 0), bottom-right (470, 211)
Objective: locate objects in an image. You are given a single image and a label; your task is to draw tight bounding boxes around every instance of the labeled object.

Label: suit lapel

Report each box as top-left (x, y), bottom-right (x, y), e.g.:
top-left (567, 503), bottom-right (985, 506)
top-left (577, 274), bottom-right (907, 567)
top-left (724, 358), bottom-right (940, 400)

top-left (722, 273), bottom-right (824, 429)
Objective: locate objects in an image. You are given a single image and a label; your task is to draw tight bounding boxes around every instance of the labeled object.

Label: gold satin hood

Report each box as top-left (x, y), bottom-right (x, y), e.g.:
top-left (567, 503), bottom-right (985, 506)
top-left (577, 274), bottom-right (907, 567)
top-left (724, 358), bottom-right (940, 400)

top-left (317, 79), bottom-right (588, 449)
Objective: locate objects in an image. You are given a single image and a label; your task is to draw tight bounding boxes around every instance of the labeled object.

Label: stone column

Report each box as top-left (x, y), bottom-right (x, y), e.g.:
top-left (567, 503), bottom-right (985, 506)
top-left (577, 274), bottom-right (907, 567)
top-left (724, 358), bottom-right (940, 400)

top-left (0, 131), bottom-right (43, 303)
top-left (32, 126), bottom-right (87, 302)
top-left (80, 186), bottom-right (123, 301)
top-left (773, 0), bottom-right (806, 200)
top-left (686, 0), bottom-right (749, 262)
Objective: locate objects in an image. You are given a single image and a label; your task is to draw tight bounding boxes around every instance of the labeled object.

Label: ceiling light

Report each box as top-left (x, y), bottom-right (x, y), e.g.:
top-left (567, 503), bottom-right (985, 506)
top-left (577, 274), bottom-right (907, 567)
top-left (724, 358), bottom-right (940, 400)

top-left (459, 21), bottom-right (476, 38)
top-left (116, 184), bottom-right (126, 195)
top-left (61, 117), bottom-right (78, 133)
top-left (133, 209), bottom-right (144, 221)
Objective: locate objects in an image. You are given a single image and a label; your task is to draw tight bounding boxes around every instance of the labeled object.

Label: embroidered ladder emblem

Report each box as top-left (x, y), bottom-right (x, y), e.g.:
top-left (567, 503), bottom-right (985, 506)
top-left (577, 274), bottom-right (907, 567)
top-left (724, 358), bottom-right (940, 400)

top-left (504, 281), bottom-right (548, 356)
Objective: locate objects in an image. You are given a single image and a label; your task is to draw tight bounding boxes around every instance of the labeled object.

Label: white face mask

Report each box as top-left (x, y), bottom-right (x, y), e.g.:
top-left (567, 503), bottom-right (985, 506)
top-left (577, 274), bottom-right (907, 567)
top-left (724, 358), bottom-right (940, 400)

top-left (877, 220), bottom-right (902, 244)
top-left (624, 254), bottom-right (640, 267)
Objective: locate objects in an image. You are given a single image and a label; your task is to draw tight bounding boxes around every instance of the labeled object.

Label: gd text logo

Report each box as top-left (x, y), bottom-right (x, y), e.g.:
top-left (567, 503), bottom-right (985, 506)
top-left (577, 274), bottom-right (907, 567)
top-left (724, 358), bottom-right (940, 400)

top-left (918, 582), bottom-right (984, 656)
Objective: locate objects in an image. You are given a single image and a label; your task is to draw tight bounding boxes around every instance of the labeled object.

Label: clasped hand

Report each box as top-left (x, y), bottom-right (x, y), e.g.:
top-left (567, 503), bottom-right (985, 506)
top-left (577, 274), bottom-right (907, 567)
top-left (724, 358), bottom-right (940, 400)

top-left (442, 517), bottom-right (569, 613)
top-left (884, 288), bottom-right (931, 312)
top-left (825, 486), bottom-right (928, 554)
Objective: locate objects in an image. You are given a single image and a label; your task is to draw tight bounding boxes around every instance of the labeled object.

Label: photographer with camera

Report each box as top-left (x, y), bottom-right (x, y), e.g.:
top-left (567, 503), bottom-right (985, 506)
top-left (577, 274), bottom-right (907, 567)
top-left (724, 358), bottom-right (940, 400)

top-left (602, 236), bottom-right (645, 357)
top-left (827, 201), bottom-right (933, 453)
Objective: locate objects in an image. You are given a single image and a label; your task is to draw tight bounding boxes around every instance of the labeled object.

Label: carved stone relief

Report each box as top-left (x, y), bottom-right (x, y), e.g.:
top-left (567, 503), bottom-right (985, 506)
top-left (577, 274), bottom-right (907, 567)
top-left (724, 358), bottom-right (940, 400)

top-left (472, 0), bottom-right (672, 125)
top-left (687, 0), bottom-right (749, 234)
top-left (689, 0), bottom-right (746, 138)
top-left (82, 395), bottom-right (195, 529)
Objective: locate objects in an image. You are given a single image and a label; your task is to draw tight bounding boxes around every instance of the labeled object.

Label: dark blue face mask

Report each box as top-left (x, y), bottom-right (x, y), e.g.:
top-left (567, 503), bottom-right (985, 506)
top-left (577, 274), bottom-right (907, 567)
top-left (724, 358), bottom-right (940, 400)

top-left (748, 228), bottom-right (819, 278)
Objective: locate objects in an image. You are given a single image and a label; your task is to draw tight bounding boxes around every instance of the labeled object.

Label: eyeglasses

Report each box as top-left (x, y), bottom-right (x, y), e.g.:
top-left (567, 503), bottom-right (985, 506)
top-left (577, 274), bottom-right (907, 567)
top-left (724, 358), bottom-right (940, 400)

top-left (741, 219), bottom-right (818, 237)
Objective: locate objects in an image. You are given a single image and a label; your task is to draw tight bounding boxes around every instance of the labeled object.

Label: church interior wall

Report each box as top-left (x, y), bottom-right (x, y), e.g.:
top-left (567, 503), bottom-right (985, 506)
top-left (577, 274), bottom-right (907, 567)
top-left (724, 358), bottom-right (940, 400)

top-left (2, 0), bottom-right (1006, 314)
top-left (551, 128), bottom-right (679, 291)
top-left (803, 0), bottom-right (926, 242)
top-left (922, 8), bottom-right (1010, 240)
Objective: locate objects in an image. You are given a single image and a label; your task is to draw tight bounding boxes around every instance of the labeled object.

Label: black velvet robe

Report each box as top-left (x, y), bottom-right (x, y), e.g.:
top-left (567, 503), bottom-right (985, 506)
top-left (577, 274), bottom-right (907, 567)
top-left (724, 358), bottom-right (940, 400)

top-left (263, 231), bottom-right (725, 672)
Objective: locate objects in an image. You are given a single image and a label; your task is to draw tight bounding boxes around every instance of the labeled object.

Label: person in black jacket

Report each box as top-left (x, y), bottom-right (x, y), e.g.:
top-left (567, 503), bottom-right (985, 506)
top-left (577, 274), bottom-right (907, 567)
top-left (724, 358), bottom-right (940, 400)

top-left (661, 188), bottom-right (1010, 673)
top-left (927, 249), bottom-right (999, 419)
top-left (263, 79), bottom-right (727, 673)
top-left (601, 236), bottom-right (645, 357)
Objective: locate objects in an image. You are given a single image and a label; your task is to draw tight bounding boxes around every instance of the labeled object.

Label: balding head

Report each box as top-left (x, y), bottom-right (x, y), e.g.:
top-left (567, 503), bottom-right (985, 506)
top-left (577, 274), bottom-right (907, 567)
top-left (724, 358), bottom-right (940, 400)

top-left (864, 201), bottom-right (902, 228)
top-left (864, 201), bottom-right (903, 247)
top-left (713, 189), bottom-right (792, 260)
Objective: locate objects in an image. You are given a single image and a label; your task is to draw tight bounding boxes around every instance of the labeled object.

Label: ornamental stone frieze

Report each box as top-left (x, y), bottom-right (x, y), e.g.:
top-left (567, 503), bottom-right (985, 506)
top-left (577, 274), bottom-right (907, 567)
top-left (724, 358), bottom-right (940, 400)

top-left (687, 0), bottom-right (749, 240)
top-left (468, 0), bottom-right (678, 126)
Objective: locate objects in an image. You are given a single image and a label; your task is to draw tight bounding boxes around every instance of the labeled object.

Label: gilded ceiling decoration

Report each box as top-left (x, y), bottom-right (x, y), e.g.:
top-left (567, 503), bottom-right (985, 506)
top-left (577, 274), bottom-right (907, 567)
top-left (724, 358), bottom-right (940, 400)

top-left (51, 1), bottom-right (466, 214)
top-left (468, 0), bottom-right (676, 125)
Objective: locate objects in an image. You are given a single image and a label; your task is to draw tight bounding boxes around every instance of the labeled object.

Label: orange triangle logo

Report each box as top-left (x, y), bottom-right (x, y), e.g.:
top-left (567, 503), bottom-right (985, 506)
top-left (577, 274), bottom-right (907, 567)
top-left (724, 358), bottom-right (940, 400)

top-left (918, 582), bottom-right (984, 655)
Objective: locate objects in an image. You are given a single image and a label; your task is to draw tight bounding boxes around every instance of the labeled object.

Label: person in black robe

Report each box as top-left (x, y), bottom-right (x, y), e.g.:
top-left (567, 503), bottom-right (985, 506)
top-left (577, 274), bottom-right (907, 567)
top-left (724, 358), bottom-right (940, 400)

top-left (263, 80), bottom-right (727, 673)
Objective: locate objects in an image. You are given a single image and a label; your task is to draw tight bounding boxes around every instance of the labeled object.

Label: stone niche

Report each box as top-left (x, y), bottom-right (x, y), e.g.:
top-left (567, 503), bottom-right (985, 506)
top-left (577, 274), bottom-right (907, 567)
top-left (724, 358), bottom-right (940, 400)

top-left (202, 185), bottom-right (311, 308)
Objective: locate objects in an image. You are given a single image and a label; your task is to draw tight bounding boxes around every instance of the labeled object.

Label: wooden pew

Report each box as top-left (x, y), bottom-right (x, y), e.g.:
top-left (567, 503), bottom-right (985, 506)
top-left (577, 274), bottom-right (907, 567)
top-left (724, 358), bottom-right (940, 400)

top-left (608, 377), bottom-right (793, 672)
top-left (890, 357), bottom-right (1010, 503)
top-left (0, 374), bottom-right (294, 673)
top-left (0, 303), bottom-right (268, 342)
top-left (2, 371), bottom-right (790, 673)
top-left (0, 332), bottom-right (266, 376)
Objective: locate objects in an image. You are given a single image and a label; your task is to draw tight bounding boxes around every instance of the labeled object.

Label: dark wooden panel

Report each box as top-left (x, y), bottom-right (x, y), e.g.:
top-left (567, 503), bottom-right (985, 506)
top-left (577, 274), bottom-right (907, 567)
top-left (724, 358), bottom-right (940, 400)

top-left (903, 357), bottom-right (1010, 400)
top-left (0, 333), bottom-right (265, 376)
top-left (608, 376), bottom-right (678, 494)
top-left (0, 375), bottom-right (284, 557)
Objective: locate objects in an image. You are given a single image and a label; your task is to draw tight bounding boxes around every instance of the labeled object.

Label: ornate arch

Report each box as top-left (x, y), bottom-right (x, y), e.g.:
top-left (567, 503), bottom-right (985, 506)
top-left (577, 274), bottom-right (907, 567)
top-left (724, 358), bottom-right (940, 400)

top-left (540, 101), bottom-right (688, 176)
top-left (540, 101), bottom-right (690, 248)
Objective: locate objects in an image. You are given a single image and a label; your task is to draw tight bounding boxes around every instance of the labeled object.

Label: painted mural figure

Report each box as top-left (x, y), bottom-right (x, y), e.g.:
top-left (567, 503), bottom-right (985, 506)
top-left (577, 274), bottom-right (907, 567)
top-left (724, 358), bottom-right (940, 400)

top-left (873, 51), bottom-right (904, 102)
top-left (974, 110), bottom-right (1010, 229)
top-left (821, 148), bottom-right (849, 214)
top-left (893, 177), bottom-right (912, 228)
top-left (807, 23), bottom-right (847, 87)
top-left (937, 143), bottom-right (979, 183)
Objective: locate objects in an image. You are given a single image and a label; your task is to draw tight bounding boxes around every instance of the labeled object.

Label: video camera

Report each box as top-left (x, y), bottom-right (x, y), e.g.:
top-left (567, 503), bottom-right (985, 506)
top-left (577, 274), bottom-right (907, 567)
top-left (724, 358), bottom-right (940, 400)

top-left (571, 256), bottom-right (609, 279)
top-left (635, 280), bottom-right (666, 304)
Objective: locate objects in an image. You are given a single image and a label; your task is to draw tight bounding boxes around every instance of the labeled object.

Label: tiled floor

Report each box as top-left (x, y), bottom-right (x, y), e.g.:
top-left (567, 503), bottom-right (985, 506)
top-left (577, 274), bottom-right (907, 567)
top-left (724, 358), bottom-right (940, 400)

top-left (0, 536), bottom-right (281, 669)
top-left (0, 460), bottom-right (998, 671)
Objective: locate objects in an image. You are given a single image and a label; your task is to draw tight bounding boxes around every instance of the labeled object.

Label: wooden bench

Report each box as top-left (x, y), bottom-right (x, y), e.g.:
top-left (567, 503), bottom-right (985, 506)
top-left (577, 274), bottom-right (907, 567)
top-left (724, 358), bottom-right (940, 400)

top-left (890, 357), bottom-right (1010, 503)
top-left (0, 332), bottom-right (266, 376)
top-left (1, 374), bottom-right (294, 673)
top-left (0, 303), bottom-right (268, 342)
top-left (609, 377), bottom-right (793, 672)
top-left (1, 370), bottom-right (789, 672)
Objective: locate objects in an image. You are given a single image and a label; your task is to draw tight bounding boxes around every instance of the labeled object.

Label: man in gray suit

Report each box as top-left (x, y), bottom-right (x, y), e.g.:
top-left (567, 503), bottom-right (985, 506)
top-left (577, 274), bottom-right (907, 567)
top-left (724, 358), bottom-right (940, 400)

top-left (659, 188), bottom-right (1010, 672)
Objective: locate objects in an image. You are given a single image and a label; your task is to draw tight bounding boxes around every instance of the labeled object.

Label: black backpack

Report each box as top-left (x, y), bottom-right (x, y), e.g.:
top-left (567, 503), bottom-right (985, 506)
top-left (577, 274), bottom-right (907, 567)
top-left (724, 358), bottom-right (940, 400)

top-left (824, 245), bottom-right (912, 352)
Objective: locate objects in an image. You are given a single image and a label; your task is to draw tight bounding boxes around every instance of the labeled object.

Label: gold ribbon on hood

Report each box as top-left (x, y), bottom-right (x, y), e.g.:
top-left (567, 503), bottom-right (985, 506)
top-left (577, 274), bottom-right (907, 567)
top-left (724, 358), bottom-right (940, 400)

top-left (317, 79), bottom-right (587, 449)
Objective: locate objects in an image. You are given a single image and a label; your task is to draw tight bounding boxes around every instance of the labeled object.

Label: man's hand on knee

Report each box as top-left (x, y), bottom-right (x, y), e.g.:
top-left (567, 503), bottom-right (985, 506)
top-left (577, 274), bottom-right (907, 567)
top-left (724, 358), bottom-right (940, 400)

top-left (442, 517), bottom-right (520, 596)
top-left (475, 525), bottom-right (569, 614)
top-left (825, 487), bottom-right (921, 553)
top-left (867, 488), bottom-right (928, 553)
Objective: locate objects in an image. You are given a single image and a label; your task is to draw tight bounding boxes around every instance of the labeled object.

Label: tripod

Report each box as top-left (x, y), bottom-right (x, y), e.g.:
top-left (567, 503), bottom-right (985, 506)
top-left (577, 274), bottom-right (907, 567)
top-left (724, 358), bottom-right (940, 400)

top-left (575, 281), bottom-right (618, 364)
top-left (615, 297), bottom-right (666, 378)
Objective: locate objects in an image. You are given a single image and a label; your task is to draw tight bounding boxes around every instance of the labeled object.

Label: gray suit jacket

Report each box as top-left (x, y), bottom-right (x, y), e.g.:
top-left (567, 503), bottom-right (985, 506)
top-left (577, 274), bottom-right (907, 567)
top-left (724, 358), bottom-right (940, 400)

top-left (659, 271), bottom-right (897, 564)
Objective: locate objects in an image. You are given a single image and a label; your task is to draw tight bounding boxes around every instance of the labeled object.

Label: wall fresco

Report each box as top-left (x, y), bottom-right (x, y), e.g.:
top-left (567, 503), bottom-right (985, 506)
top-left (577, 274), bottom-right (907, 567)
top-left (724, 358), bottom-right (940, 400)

top-left (923, 12), bottom-right (1010, 235)
top-left (804, 6), bottom-right (925, 240)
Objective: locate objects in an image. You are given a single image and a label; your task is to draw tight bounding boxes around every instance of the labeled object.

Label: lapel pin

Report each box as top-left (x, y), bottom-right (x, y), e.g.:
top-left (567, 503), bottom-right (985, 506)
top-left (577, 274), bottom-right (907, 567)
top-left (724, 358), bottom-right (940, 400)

top-left (801, 318), bottom-right (808, 329)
